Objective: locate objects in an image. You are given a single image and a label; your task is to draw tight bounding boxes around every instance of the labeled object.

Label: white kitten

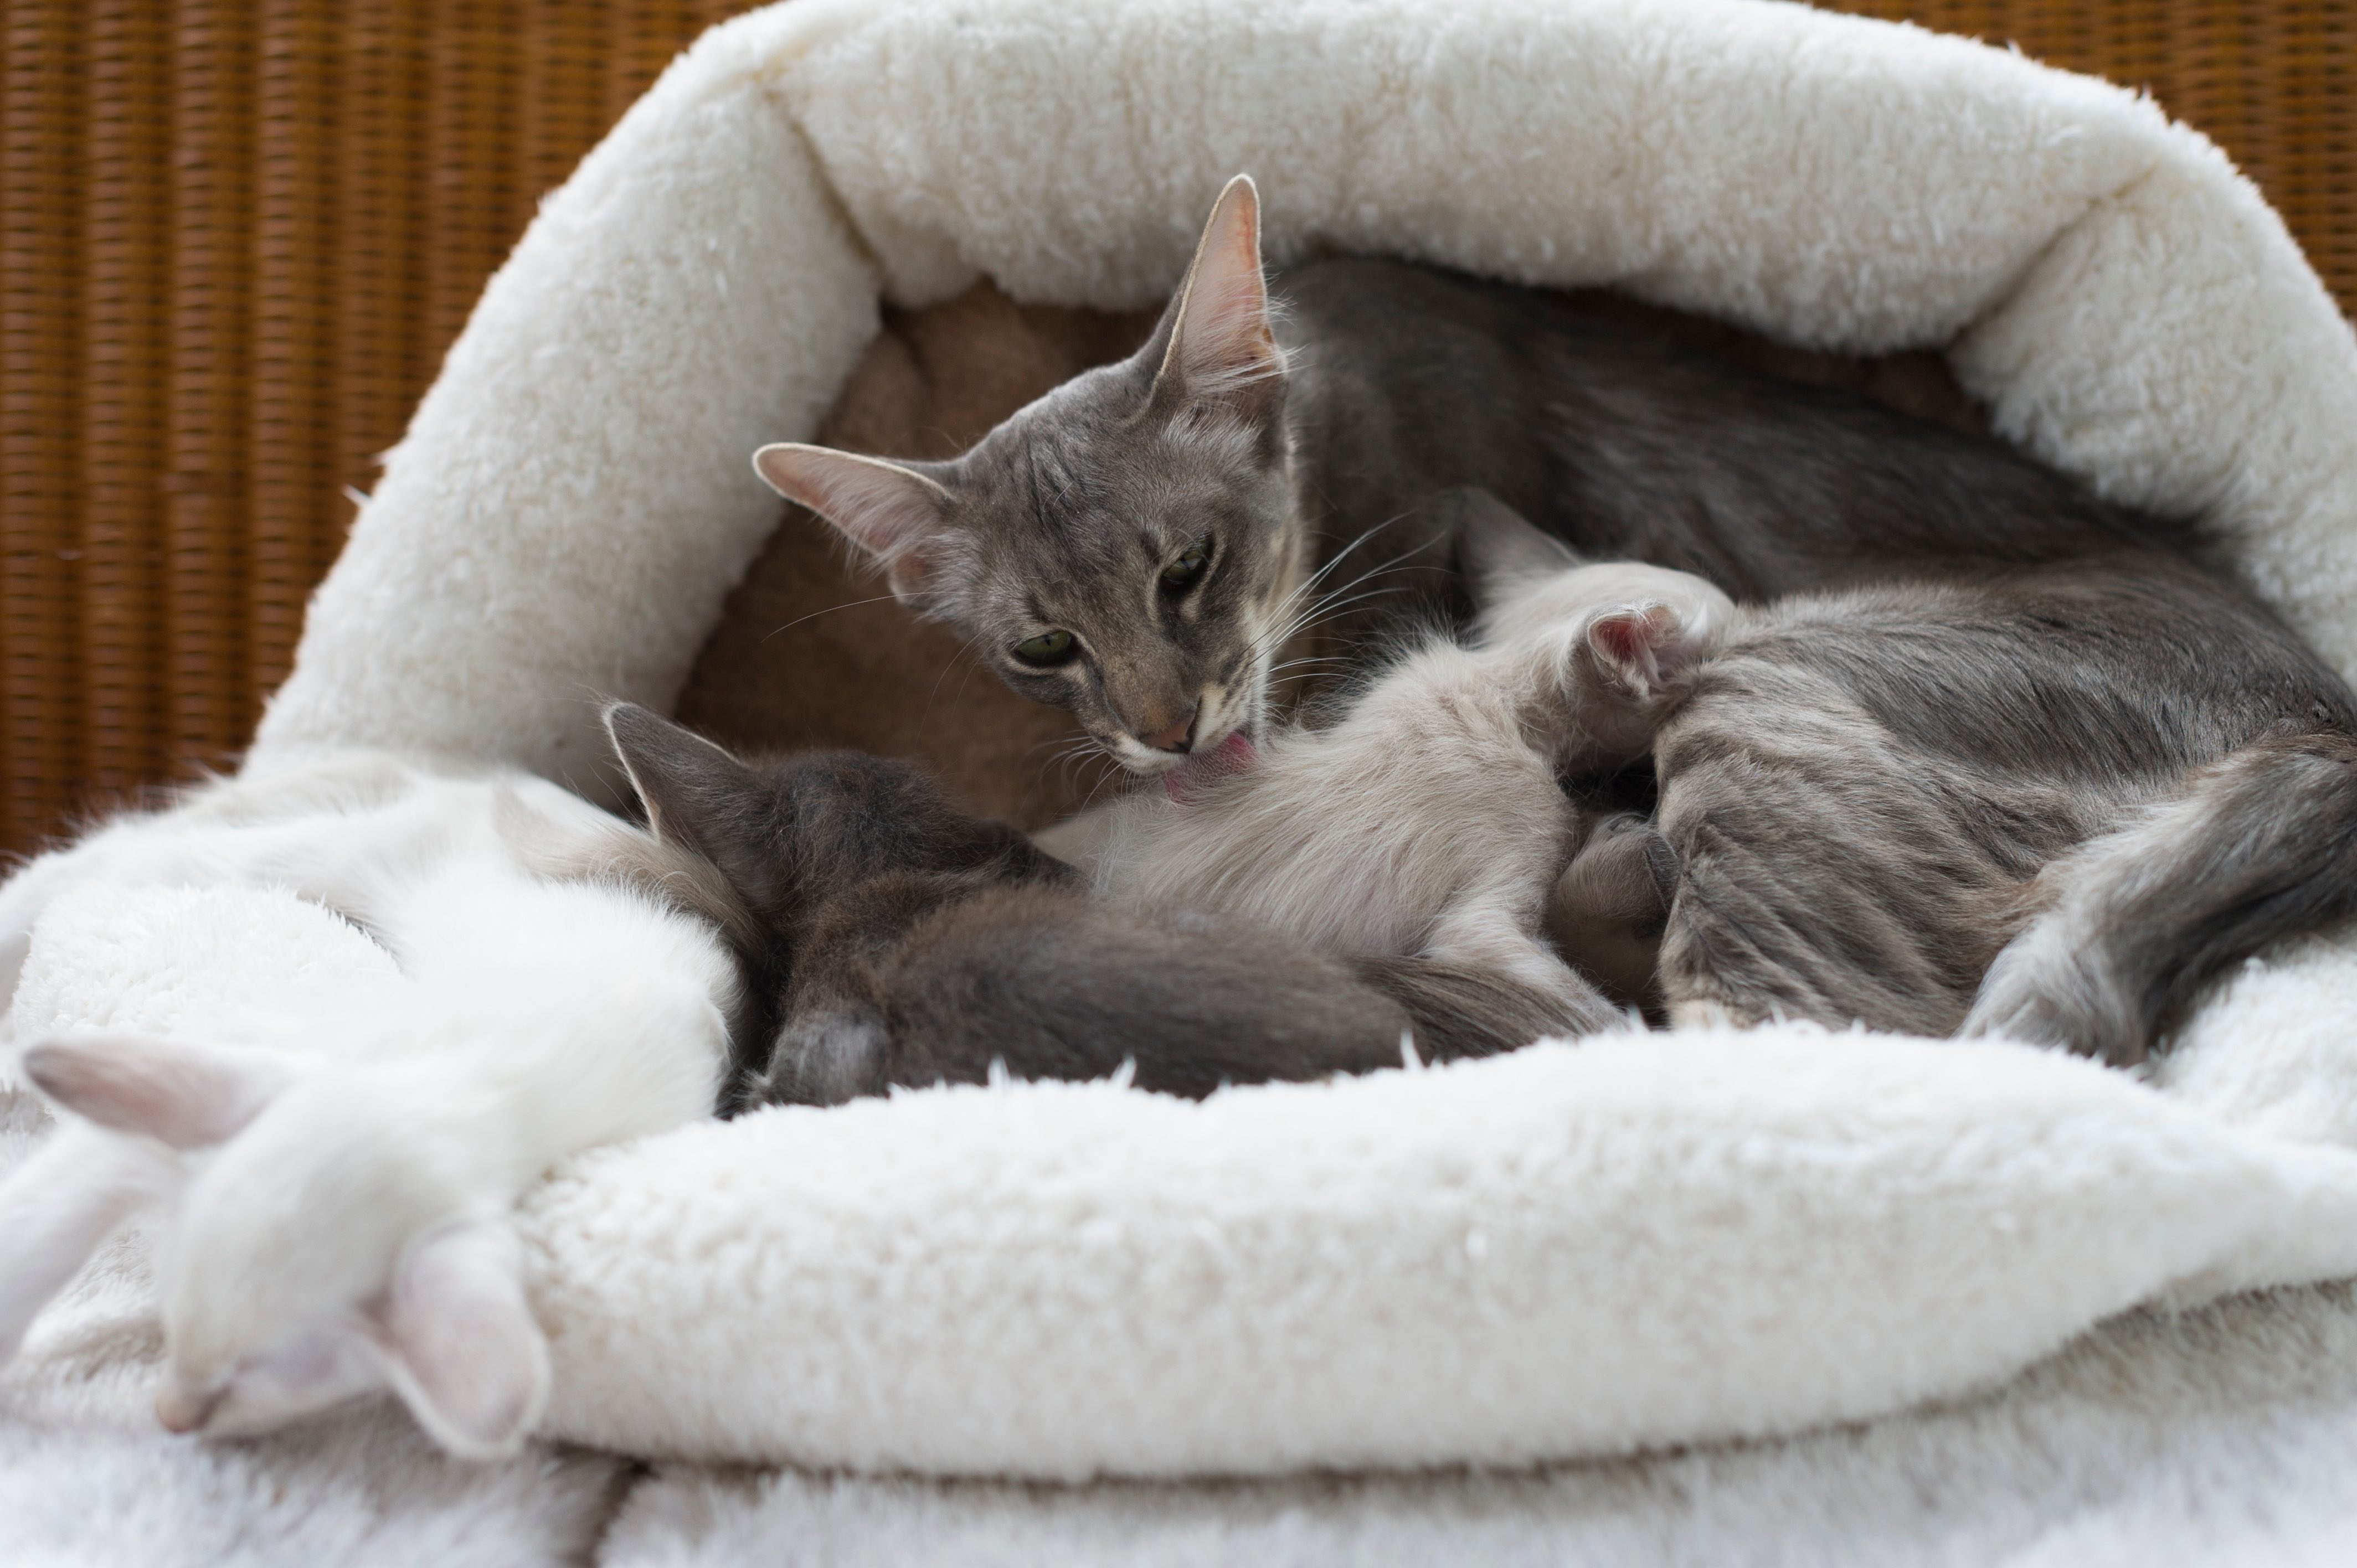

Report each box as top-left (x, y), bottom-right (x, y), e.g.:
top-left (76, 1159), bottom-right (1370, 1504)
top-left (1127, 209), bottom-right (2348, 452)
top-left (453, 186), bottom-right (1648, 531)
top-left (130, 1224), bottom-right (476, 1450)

top-left (1061, 498), bottom-right (1731, 1026)
top-left (0, 752), bottom-right (737, 1456)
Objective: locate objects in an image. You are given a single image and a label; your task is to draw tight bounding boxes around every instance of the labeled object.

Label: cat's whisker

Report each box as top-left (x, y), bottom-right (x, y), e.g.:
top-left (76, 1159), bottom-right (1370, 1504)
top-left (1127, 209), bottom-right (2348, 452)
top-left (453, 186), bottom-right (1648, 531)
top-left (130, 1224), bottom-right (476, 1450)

top-left (920, 630), bottom-right (990, 724)
top-left (1265, 658), bottom-right (1355, 680)
top-left (1252, 538), bottom-right (1442, 658)
top-left (759, 594), bottom-right (903, 643)
top-left (1262, 586), bottom-right (1415, 651)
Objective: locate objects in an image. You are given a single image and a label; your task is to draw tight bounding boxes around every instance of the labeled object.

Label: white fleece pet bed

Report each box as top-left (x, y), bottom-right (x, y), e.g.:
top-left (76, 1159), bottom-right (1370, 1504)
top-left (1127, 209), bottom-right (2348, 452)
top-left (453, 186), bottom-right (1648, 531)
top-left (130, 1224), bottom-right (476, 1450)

top-left (13, 0), bottom-right (2357, 1557)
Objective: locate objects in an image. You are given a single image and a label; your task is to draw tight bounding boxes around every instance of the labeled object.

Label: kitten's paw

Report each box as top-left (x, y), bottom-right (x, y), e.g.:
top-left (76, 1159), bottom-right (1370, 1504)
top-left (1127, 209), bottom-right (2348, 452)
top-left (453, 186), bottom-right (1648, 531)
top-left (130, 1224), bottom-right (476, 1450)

top-left (759, 1012), bottom-right (888, 1106)
top-left (1667, 998), bottom-right (1748, 1031)
top-left (1547, 814), bottom-right (1674, 1007)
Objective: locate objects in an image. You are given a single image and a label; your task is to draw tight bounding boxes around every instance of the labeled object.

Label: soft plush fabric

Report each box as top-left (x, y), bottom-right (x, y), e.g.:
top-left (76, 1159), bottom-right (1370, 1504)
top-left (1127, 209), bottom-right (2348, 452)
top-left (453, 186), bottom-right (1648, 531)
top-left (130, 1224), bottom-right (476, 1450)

top-left (17, 886), bottom-right (2357, 1565)
top-left (0, 886), bottom-right (625, 1568)
top-left (9, 0), bottom-right (2357, 1554)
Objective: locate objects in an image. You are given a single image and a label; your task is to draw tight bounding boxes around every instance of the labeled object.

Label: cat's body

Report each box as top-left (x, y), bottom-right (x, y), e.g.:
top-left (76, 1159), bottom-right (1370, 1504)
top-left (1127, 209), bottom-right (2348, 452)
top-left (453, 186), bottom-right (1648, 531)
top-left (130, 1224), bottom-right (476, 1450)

top-left (563, 705), bottom-right (1594, 1105)
top-left (0, 755), bottom-right (738, 1455)
top-left (1457, 508), bottom-right (2357, 1060)
top-left (1274, 257), bottom-right (2198, 632)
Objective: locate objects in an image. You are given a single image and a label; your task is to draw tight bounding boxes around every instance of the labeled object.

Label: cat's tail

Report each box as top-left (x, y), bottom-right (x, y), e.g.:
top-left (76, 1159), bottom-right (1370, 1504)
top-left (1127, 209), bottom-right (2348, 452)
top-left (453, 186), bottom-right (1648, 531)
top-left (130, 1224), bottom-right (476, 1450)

top-left (1965, 731), bottom-right (2357, 1065)
top-left (1350, 955), bottom-right (1624, 1064)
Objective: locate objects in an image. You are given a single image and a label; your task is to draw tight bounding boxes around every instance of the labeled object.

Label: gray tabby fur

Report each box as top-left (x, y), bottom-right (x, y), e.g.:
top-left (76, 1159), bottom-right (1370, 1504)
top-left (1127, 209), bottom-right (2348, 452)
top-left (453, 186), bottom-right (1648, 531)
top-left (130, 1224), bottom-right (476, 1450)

top-left (1452, 503), bottom-right (2357, 1064)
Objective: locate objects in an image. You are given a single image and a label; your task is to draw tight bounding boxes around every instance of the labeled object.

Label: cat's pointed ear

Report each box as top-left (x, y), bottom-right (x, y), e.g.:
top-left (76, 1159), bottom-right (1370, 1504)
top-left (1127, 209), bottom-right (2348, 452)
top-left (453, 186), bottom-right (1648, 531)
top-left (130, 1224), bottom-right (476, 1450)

top-left (1149, 174), bottom-right (1283, 417)
top-left (363, 1219), bottom-right (548, 1459)
top-left (753, 444), bottom-right (958, 608)
top-left (1586, 605), bottom-right (1687, 704)
top-left (1585, 594), bottom-right (1728, 707)
top-left (22, 1035), bottom-right (290, 1149)
top-left (601, 703), bottom-right (783, 910)
top-left (1443, 488), bottom-right (1581, 611)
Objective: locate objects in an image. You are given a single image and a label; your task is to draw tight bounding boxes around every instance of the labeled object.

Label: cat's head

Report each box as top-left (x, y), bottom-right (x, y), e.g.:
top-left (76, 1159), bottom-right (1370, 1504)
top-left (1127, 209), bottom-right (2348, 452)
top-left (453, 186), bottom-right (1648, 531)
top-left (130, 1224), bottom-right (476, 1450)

top-left (18, 1034), bottom-right (548, 1458)
top-left (754, 176), bottom-right (1301, 775)
top-left (601, 704), bottom-right (1067, 945)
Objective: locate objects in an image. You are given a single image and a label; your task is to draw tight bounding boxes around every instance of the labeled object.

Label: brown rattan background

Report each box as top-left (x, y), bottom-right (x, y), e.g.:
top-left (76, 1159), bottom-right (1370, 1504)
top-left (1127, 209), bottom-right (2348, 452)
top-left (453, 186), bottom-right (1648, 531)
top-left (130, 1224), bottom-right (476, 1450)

top-left (1, 1), bottom-right (2351, 857)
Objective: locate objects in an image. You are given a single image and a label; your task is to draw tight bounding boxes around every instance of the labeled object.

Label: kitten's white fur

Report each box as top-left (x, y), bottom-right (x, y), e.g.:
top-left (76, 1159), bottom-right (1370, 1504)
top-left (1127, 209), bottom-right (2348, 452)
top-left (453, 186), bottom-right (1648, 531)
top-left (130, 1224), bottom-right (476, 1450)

top-left (1058, 545), bottom-right (1732, 1020)
top-left (0, 753), bottom-right (737, 1457)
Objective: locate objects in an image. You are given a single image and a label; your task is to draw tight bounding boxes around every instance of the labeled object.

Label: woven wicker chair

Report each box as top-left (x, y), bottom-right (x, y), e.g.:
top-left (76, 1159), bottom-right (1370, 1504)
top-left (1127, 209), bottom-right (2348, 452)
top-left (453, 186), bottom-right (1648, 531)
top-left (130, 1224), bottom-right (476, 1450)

top-left (0, 0), bottom-right (2349, 855)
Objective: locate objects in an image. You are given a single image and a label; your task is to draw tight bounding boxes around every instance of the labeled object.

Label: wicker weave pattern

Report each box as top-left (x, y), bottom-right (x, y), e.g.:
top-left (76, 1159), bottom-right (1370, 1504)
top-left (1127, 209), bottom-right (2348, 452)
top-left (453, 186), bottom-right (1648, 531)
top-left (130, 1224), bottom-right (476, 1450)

top-left (0, 1), bottom-right (2349, 854)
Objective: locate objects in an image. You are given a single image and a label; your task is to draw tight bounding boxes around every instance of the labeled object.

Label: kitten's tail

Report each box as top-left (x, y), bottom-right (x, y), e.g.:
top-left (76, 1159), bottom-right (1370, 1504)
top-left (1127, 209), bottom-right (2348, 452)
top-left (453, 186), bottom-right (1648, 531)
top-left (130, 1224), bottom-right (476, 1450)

top-left (1350, 955), bottom-right (1622, 1064)
top-left (1966, 731), bottom-right (2357, 1065)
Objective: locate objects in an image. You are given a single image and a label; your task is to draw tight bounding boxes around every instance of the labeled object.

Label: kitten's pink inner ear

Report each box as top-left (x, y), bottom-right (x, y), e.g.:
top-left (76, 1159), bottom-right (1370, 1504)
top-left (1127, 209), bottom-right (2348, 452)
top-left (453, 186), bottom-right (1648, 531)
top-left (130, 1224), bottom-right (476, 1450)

top-left (752, 443), bottom-right (950, 569)
top-left (22, 1036), bottom-right (287, 1150)
top-left (1158, 174), bottom-right (1282, 402)
top-left (367, 1219), bottom-right (549, 1460)
top-left (1589, 606), bottom-right (1679, 702)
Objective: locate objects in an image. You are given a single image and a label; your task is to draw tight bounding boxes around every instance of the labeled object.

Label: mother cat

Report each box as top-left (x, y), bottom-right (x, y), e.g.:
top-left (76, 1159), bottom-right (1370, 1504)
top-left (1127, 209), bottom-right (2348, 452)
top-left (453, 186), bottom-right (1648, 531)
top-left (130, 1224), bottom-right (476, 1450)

top-left (754, 175), bottom-right (2191, 769)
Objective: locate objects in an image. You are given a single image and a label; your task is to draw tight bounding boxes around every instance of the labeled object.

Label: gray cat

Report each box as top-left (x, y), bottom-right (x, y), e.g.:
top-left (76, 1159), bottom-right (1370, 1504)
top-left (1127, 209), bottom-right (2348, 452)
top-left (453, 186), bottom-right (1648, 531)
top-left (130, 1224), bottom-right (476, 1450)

top-left (521, 703), bottom-right (1594, 1106)
top-left (754, 175), bottom-right (2194, 774)
top-left (1449, 496), bottom-right (2357, 1065)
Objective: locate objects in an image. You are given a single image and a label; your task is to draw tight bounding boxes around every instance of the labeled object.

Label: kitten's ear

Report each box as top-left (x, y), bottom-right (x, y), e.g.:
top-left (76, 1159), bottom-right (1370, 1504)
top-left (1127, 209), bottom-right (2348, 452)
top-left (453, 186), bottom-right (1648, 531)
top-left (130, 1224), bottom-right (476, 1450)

top-left (1586, 604), bottom-right (1703, 705)
top-left (1149, 174), bottom-right (1283, 418)
top-left (363, 1219), bottom-right (548, 1459)
top-left (752, 445), bottom-right (958, 608)
top-left (601, 703), bottom-right (781, 906)
top-left (1443, 488), bottom-right (1581, 611)
top-left (22, 1035), bottom-right (290, 1149)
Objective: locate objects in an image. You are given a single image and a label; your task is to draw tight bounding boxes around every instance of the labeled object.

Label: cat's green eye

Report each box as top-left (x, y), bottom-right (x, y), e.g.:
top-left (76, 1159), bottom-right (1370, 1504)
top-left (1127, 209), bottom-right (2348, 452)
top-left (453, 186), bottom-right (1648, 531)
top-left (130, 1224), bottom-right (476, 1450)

top-left (1160, 543), bottom-right (1211, 594)
top-left (1012, 629), bottom-right (1077, 667)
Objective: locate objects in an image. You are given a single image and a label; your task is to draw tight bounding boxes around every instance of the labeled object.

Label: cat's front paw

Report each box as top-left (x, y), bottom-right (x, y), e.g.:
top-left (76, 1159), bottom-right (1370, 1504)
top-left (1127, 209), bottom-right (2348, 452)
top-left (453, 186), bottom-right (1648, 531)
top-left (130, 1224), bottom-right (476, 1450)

top-left (758, 1010), bottom-right (888, 1106)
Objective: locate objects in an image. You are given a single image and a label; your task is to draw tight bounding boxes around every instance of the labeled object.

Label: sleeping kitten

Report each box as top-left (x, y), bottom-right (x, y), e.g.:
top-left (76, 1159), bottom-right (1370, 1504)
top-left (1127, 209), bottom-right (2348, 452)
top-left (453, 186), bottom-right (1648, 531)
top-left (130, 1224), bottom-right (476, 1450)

top-left (533, 704), bottom-right (1594, 1105)
top-left (0, 756), bottom-right (737, 1454)
top-left (1457, 502), bottom-right (2357, 1064)
top-left (753, 174), bottom-right (2191, 773)
top-left (1061, 492), bottom-right (1702, 1027)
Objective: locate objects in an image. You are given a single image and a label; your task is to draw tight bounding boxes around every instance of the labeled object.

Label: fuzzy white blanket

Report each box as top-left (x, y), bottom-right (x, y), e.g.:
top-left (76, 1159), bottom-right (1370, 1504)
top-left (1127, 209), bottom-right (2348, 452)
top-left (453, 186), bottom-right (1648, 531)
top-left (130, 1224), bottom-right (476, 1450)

top-left (10, 0), bottom-right (2357, 1557)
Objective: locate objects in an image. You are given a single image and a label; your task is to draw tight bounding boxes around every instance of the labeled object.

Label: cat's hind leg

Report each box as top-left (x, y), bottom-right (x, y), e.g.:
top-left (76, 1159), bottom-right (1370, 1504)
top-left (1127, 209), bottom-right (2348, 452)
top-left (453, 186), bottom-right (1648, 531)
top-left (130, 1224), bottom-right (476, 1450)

top-left (1650, 698), bottom-right (2025, 1038)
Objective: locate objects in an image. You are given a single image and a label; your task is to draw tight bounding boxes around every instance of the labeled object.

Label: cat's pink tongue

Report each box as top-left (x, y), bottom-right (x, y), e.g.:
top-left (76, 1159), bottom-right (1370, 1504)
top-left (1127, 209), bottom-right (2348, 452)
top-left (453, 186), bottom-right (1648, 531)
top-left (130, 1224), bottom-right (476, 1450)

top-left (1164, 731), bottom-right (1259, 804)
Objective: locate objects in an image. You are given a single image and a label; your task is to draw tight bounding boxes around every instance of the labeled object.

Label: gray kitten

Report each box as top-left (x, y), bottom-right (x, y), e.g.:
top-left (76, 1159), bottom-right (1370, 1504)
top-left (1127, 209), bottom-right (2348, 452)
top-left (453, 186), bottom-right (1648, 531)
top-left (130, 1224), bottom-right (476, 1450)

top-left (1455, 499), bottom-right (2357, 1065)
top-left (755, 175), bottom-right (2194, 772)
top-left (518, 704), bottom-right (1592, 1106)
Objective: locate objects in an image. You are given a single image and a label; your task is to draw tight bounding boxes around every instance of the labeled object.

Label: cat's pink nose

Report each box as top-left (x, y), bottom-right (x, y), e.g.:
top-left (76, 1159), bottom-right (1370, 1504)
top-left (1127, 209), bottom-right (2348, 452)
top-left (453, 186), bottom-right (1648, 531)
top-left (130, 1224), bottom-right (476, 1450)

top-left (1143, 710), bottom-right (1197, 754)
